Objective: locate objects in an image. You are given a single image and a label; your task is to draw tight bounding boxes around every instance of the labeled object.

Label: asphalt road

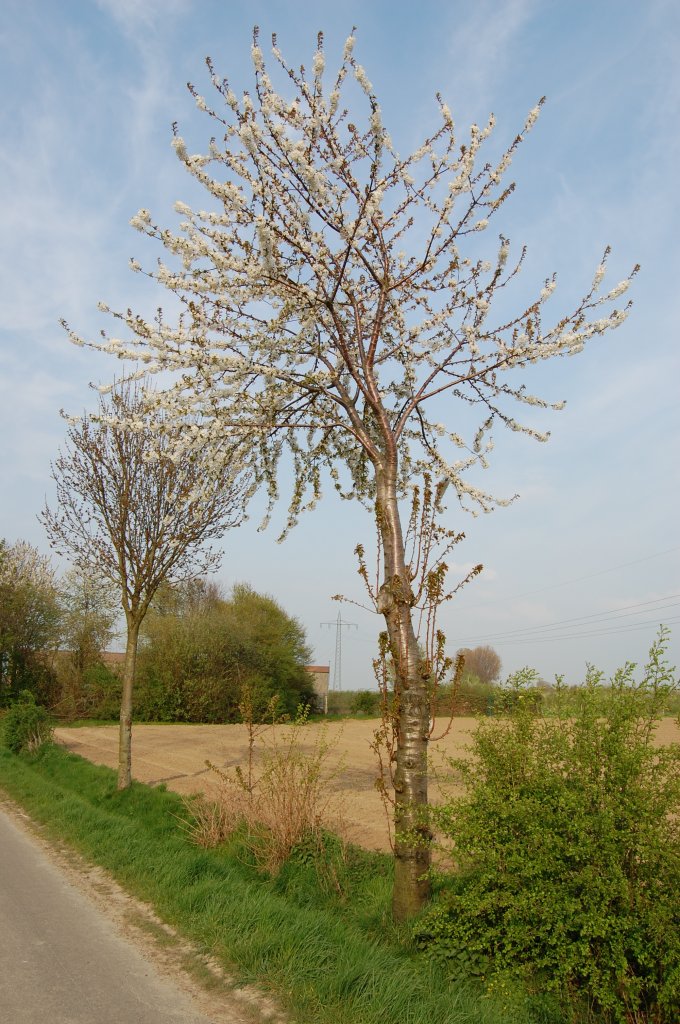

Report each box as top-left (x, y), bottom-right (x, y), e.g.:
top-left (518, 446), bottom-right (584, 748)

top-left (0, 808), bottom-right (248, 1024)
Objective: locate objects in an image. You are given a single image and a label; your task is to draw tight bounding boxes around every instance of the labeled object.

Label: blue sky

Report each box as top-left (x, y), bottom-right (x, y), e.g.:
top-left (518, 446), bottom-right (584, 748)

top-left (1, 0), bottom-right (678, 689)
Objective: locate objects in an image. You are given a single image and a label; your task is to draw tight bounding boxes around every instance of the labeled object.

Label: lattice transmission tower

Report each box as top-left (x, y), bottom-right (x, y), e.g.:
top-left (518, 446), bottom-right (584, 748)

top-left (320, 610), bottom-right (357, 691)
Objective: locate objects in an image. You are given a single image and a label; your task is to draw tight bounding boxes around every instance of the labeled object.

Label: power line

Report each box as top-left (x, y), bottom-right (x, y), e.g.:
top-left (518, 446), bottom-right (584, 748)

top-left (460, 545), bottom-right (680, 611)
top-left (320, 610), bottom-right (357, 691)
top-left (474, 616), bottom-right (680, 647)
top-left (454, 594), bottom-right (680, 646)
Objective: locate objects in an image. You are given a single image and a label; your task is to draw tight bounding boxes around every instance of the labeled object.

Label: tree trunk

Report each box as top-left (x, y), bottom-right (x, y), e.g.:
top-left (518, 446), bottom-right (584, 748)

top-left (375, 465), bottom-right (432, 921)
top-left (117, 615), bottom-right (140, 790)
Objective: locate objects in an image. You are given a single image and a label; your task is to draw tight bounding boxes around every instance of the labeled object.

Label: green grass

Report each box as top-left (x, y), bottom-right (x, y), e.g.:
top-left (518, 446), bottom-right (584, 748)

top-left (0, 740), bottom-right (536, 1024)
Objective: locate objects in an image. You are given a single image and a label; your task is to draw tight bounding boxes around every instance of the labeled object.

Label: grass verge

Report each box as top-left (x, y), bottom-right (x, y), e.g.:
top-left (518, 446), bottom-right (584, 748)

top-left (0, 740), bottom-right (529, 1024)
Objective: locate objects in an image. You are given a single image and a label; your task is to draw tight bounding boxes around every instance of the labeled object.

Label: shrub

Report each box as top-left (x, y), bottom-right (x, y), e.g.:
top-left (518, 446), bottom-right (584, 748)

top-left (3, 692), bottom-right (54, 753)
top-left (325, 690), bottom-right (356, 717)
top-left (135, 582), bottom-right (315, 723)
top-left (351, 689), bottom-right (379, 716)
top-left (80, 662), bottom-right (122, 719)
top-left (435, 674), bottom-right (498, 716)
top-left (415, 631), bottom-right (680, 1023)
top-left (54, 659), bottom-right (122, 720)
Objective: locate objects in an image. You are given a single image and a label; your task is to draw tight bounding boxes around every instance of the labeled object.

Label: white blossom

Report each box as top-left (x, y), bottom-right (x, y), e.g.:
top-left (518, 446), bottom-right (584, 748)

top-left (524, 104), bottom-right (541, 130)
top-left (593, 263), bottom-right (607, 287)
top-left (343, 34), bottom-right (356, 60)
top-left (171, 136), bottom-right (188, 160)
top-left (607, 280), bottom-right (630, 300)
top-left (313, 50), bottom-right (325, 77)
top-left (251, 44), bottom-right (264, 71)
top-left (69, 33), bottom-right (635, 547)
top-left (354, 65), bottom-right (373, 94)
top-left (130, 209), bottom-right (151, 231)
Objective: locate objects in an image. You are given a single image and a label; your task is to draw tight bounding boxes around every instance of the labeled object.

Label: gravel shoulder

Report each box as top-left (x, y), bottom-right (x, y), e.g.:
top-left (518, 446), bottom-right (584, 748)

top-left (0, 793), bottom-right (283, 1024)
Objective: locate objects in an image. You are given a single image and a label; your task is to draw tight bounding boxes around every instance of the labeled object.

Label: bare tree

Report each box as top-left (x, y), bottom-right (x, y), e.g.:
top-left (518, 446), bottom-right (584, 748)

top-left (458, 645), bottom-right (502, 685)
top-left (41, 381), bottom-right (247, 789)
top-left (65, 32), bottom-right (637, 915)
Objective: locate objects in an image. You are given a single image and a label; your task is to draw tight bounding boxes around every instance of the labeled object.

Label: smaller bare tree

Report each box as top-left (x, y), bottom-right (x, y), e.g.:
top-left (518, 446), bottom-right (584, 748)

top-left (42, 380), bottom-right (248, 788)
top-left (457, 645), bottom-right (502, 685)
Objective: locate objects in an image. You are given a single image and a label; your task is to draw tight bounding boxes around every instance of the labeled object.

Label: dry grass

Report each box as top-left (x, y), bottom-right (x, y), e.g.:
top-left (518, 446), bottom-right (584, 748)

top-left (181, 712), bottom-right (347, 873)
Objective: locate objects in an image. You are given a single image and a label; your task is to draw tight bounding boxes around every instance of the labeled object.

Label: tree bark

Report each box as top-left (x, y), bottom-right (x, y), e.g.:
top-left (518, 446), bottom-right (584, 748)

top-left (375, 464), bottom-right (432, 921)
top-left (117, 615), bottom-right (140, 790)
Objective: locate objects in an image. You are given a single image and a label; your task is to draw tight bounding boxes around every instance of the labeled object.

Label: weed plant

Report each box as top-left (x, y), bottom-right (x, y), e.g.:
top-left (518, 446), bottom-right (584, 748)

top-left (182, 701), bottom-right (347, 874)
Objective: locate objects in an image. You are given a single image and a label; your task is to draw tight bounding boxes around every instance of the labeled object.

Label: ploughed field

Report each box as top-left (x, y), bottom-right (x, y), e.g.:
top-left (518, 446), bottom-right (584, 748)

top-left (55, 717), bottom-right (680, 852)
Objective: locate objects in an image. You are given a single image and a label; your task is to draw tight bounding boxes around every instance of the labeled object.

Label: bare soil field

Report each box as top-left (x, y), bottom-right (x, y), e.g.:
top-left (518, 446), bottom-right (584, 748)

top-left (55, 717), bottom-right (680, 853)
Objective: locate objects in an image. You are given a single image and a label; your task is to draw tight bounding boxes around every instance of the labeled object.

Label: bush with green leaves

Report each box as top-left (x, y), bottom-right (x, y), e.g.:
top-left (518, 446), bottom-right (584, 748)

top-left (414, 630), bottom-right (680, 1023)
top-left (435, 674), bottom-right (498, 716)
top-left (135, 581), bottom-right (315, 722)
top-left (3, 691), bottom-right (54, 753)
top-left (0, 539), bottom-right (61, 706)
top-left (351, 689), bottom-right (379, 716)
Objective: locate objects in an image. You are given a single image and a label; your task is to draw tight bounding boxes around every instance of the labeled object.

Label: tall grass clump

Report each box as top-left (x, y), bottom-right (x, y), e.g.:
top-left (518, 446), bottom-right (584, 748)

top-left (415, 629), bottom-right (680, 1023)
top-left (182, 695), bottom-right (346, 875)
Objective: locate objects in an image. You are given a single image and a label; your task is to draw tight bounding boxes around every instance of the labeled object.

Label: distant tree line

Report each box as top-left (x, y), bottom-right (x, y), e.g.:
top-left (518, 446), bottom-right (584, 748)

top-left (0, 549), bottom-right (515, 725)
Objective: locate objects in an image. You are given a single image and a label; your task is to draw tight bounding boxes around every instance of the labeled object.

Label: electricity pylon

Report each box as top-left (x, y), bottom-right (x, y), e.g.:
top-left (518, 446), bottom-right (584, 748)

top-left (320, 610), bottom-right (357, 691)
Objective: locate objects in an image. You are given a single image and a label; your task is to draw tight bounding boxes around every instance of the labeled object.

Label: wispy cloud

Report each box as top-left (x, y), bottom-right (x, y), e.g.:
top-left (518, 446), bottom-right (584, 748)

top-left (94, 0), bottom-right (189, 35)
top-left (439, 0), bottom-right (536, 114)
top-left (0, 137), bottom-right (112, 334)
top-left (95, 0), bottom-right (191, 180)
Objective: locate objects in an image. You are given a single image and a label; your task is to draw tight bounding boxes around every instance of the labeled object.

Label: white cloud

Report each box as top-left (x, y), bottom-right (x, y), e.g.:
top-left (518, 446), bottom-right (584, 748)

top-left (440, 0), bottom-right (536, 114)
top-left (94, 0), bottom-right (189, 35)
